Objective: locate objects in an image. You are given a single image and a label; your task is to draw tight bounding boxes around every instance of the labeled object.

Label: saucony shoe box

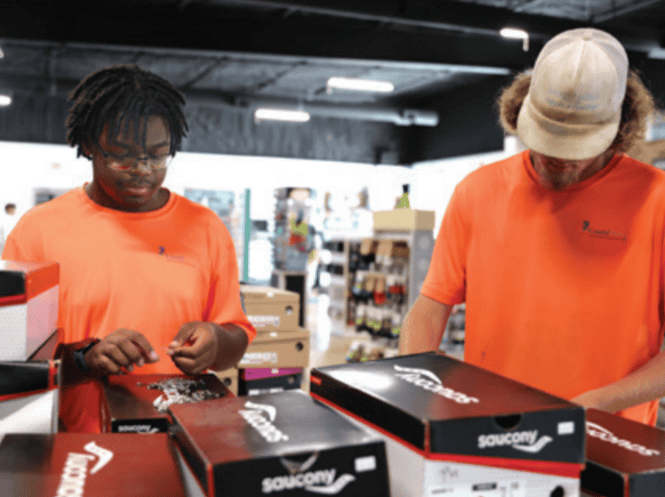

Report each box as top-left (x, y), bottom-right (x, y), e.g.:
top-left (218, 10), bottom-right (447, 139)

top-left (0, 433), bottom-right (186, 496)
top-left (238, 328), bottom-right (310, 369)
top-left (0, 260), bottom-right (59, 361)
top-left (310, 352), bottom-right (586, 497)
top-left (581, 408), bottom-right (665, 496)
top-left (170, 389), bottom-right (390, 497)
top-left (240, 285), bottom-right (300, 333)
top-left (0, 328), bottom-right (61, 434)
top-left (101, 373), bottom-right (231, 433)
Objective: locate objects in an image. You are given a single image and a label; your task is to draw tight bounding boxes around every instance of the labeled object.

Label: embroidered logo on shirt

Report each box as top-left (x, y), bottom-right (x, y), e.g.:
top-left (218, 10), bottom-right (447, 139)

top-left (158, 246), bottom-right (185, 261)
top-left (582, 220), bottom-right (627, 241)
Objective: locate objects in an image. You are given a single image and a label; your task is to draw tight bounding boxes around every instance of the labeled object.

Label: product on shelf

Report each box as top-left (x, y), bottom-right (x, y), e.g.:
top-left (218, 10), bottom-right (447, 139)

top-left (237, 327), bottom-right (309, 369)
top-left (170, 390), bottom-right (390, 497)
top-left (311, 352), bottom-right (585, 497)
top-left (240, 285), bottom-right (300, 333)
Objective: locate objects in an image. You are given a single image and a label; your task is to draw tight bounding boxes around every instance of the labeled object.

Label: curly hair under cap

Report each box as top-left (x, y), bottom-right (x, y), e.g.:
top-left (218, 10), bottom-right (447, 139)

top-left (497, 70), bottom-right (656, 154)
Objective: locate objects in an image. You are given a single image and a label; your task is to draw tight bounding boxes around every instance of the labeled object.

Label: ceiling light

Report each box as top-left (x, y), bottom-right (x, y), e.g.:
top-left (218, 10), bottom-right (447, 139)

top-left (254, 108), bottom-right (310, 123)
top-left (500, 27), bottom-right (530, 51)
top-left (0, 94), bottom-right (12, 107)
top-left (326, 77), bottom-right (394, 93)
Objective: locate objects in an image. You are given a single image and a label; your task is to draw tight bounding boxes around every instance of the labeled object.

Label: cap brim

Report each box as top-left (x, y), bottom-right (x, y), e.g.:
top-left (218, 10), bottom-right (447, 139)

top-left (516, 94), bottom-right (620, 160)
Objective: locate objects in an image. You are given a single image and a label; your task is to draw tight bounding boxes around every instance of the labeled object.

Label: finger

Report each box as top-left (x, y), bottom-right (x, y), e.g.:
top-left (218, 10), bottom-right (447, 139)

top-left (172, 356), bottom-right (207, 376)
top-left (127, 333), bottom-right (160, 363)
top-left (170, 323), bottom-right (197, 349)
top-left (103, 346), bottom-right (135, 371)
top-left (95, 355), bottom-right (123, 375)
top-left (116, 340), bottom-right (148, 368)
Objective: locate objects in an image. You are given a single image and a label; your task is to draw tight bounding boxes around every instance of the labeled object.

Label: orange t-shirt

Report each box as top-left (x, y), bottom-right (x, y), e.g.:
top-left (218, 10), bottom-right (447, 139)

top-left (421, 151), bottom-right (665, 426)
top-left (3, 186), bottom-right (256, 431)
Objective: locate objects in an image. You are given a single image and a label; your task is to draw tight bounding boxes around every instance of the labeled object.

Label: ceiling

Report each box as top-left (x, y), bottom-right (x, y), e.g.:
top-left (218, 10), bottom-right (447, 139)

top-left (0, 0), bottom-right (664, 130)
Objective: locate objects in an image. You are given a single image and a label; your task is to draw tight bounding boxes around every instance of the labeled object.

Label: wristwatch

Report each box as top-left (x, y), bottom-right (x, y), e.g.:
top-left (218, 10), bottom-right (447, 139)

top-left (73, 338), bottom-right (100, 373)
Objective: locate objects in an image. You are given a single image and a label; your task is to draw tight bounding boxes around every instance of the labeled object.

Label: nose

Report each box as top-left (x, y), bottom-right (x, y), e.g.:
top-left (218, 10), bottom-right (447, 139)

top-left (132, 157), bottom-right (153, 175)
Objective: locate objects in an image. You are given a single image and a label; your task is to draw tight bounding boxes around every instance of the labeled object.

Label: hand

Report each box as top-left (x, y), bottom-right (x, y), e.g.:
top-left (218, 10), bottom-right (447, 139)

top-left (570, 390), bottom-right (610, 411)
top-left (84, 329), bottom-right (160, 375)
top-left (167, 321), bottom-right (219, 375)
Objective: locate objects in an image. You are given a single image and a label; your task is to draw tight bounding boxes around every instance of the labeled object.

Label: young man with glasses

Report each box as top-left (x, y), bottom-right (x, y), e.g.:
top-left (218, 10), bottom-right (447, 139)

top-left (2, 64), bottom-right (256, 432)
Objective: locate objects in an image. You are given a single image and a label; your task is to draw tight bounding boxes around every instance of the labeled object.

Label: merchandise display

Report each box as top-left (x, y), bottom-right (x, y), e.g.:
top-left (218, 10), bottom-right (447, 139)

top-left (582, 408), bottom-right (665, 496)
top-left (170, 389), bottom-right (390, 497)
top-left (0, 260), bottom-right (60, 361)
top-left (310, 352), bottom-right (586, 497)
top-left (101, 373), bottom-right (231, 433)
top-left (0, 433), bottom-right (187, 496)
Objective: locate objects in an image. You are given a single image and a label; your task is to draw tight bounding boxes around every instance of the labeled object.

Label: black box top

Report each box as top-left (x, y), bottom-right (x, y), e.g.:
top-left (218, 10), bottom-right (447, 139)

top-left (170, 390), bottom-right (381, 463)
top-left (586, 408), bottom-right (665, 475)
top-left (310, 352), bottom-right (585, 464)
top-left (0, 433), bottom-right (186, 496)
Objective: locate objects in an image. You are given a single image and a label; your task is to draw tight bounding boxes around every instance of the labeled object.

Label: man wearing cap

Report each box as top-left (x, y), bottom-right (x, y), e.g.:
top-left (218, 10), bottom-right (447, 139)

top-left (400, 28), bottom-right (665, 425)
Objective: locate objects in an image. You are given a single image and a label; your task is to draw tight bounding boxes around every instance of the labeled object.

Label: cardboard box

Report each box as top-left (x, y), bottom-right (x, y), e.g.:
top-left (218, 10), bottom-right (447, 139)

top-left (101, 373), bottom-right (231, 433)
top-left (310, 352), bottom-right (586, 497)
top-left (212, 367), bottom-right (239, 396)
top-left (377, 239), bottom-right (409, 260)
top-left (170, 390), bottom-right (390, 497)
top-left (360, 238), bottom-right (379, 255)
top-left (581, 408), bottom-right (665, 496)
top-left (241, 285), bottom-right (300, 332)
top-left (0, 328), bottom-right (61, 434)
top-left (0, 260), bottom-right (59, 361)
top-left (0, 433), bottom-right (186, 496)
top-left (239, 368), bottom-right (303, 396)
top-left (238, 328), bottom-right (309, 369)
top-left (373, 209), bottom-right (435, 232)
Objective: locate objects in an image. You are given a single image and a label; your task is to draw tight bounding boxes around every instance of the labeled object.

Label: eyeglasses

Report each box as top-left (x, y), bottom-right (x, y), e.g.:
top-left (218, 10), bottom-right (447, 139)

top-left (97, 148), bottom-right (173, 171)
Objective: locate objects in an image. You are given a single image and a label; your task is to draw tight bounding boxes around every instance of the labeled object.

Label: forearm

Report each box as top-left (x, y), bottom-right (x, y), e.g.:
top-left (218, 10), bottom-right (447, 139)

top-left (399, 296), bottom-right (452, 355)
top-left (574, 349), bottom-right (665, 413)
top-left (210, 323), bottom-right (249, 371)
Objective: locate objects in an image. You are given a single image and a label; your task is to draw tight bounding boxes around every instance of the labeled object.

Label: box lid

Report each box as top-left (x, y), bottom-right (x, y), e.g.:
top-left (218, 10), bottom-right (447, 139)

top-left (241, 285), bottom-right (300, 304)
top-left (310, 352), bottom-right (585, 466)
top-left (171, 390), bottom-right (379, 462)
top-left (0, 433), bottom-right (186, 496)
top-left (586, 408), bottom-right (665, 474)
top-left (0, 260), bottom-right (59, 305)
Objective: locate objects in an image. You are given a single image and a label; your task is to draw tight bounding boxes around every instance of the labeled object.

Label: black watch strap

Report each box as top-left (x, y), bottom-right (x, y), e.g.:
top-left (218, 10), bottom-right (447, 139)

top-left (73, 339), bottom-right (100, 373)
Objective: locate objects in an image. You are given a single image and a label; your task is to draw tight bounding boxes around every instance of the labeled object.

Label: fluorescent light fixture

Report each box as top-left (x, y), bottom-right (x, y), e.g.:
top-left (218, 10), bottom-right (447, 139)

top-left (327, 77), bottom-right (394, 93)
top-left (254, 108), bottom-right (310, 123)
top-left (500, 27), bottom-right (529, 51)
top-left (0, 94), bottom-right (12, 107)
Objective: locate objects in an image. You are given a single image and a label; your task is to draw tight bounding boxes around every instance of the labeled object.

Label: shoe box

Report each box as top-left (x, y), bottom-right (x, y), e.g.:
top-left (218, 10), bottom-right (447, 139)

top-left (100, 373), bottom-right (232, 433)
top-left (238, 328), bottom-right (309, 369)
top-left (310, 352), bottom-right (586, 497)
top-left (238, 367), bottom-right (303, 396)
top-left (0, 432), bottom-right (186, 496)
top-left (240, 285), bottom-right (300, 333)
top-left (581, 408), bottom-right (665, 497)
top-left (170, 389), bottom-right (390, 497)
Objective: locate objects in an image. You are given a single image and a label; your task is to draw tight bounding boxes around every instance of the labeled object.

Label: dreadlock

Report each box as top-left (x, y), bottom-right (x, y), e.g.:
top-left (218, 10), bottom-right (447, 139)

top-left (66, 63), bottom-right (188, 158)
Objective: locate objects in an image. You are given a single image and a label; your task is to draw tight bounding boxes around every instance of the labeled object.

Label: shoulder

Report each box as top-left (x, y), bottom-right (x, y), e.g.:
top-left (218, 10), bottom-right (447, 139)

top-left (614, 154), bottom-right (665, 187)
top-left (454, 152), bottom-right (524, 198)
top-left (14, 188), bottom-right (84, 226)
top-left (169, 192), bottom-right (233, 238)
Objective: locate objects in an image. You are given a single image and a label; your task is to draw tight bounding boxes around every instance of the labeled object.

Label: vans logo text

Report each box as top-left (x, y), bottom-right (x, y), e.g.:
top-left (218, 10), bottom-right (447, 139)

top-left (478, 430), bottom-right (553, 453)
top-left (55, 442), bottom-right (113, 497)
top-left (239, 401), bottom-right (289, 443)
top-left (587, 422), bottom-right (660, 456)
top-left (262, 469), bottom-right (356, 494)
top-left (393, 365), bottom-right (479, 404)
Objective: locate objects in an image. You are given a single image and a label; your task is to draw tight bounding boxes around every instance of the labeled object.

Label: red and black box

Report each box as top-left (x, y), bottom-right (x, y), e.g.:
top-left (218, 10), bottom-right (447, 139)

top-left (581, 408), bottom-right (665, 496)
top-left (310, 352), bottom-right (586, 497)
top-left (101, 373), bottom-right (231, 433)
top-left (170, 389), bottom-right (390, 497)
top-left (0, 433), bottom-right (186, 496)
top-left (238, 367), bottom-right (303, 396)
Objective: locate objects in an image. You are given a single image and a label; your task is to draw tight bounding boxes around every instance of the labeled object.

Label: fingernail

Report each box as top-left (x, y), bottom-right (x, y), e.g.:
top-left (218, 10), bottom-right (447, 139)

top-left (137, 359), bottom-right (144, 367)
top-left (169, 341), bottom-right (178, 347)
top-left (150, 351), bottom-right (159, 361)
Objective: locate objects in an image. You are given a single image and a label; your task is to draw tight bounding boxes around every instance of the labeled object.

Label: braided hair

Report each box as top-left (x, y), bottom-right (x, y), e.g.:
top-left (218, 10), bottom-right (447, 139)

top-left (66, 63), bottom-right (188, 158)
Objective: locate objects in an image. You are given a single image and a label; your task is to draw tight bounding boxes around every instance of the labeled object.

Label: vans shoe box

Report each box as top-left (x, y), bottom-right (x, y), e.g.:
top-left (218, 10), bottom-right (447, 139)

top-left (238, 368), bottom-right (303, 396)
top-left (238, 328), bottom-right (309, 369)
top-left (240, 285), bottom-right (299, 332)
top-left (170, 389), bottom-right (390, 497)
top-left (0, 327), bottom-right (61, 434)
top-left (581, 408), bottom-right (665, 496)
top-left (101, 373), bottom-right (231, 433)
top-left (310, 352), bottom-right (586, 497)
top-left (0, 432), bottom-right (186, 496)
top-left (0, 260), bottom-right (59, 361)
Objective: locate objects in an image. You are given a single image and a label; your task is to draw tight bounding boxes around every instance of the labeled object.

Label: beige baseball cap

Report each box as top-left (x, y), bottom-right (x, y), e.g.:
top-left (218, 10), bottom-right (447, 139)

top-left (516, 28), bottom-right (628, 160)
